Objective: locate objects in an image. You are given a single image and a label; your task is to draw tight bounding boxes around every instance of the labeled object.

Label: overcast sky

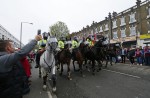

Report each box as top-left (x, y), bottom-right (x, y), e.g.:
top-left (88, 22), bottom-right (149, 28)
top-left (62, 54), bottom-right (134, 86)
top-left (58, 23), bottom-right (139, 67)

top-left (0, 0), bottom-right (145, 44)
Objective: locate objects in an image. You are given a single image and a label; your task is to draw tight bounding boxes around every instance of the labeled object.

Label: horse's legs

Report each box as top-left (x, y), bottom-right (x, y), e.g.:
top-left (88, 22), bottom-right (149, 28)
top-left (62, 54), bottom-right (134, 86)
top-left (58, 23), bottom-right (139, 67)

top-left (92, 60), bottom-right (95, 75)
top-left (51, 64), bottom-right (57, 92)
top-left (59, 63), bottom-right (63, 76)
top-left (43, 73), bottom-right (48, 91)
top-left (67, 63), bottom-right (72, 80)
top-left (105, 56), bottom-right (109, 68)
top-left (73, 60), bottom-right (76, 71)
top-left (39, 66), bottom-right (41, 78)
top-left (110, 56), bottom-right (113, 66)
top-left (97, 60), bottom-right (102, 72)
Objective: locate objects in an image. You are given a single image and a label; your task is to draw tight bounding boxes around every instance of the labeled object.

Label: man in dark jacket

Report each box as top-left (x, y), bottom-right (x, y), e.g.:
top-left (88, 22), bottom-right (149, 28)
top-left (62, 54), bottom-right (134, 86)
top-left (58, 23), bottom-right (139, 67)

top-left (128, 48), bottom-right (135, 65)
top-left (0, 35), bottom-right (42, 98)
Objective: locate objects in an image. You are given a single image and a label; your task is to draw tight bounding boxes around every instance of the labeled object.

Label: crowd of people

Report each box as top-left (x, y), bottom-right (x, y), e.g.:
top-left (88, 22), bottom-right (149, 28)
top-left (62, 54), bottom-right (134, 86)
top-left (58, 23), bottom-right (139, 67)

top-left (116, 46), bottom-right (150, 66)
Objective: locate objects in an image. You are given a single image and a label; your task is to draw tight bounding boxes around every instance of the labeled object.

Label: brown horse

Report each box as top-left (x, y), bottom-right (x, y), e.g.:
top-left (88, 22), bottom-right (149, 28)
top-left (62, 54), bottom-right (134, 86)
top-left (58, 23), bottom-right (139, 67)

top-left (56, 44), bottom-right (72, 80)
top-left (72, 47), bottom-right (84, 77)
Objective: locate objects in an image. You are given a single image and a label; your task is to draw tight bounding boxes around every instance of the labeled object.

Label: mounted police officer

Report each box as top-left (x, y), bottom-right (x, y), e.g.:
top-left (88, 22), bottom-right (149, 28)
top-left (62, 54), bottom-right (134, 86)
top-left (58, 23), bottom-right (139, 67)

top-left (0, 35), bottom-right (42, 98)
top-left (35, 31), bottom-right (48, 68)
top-left (58, 37), bottom-right (64, 50)
top-left (86, 37), bottom-right (94, 47)
top-left (72, 36), bottom-right (78, 49)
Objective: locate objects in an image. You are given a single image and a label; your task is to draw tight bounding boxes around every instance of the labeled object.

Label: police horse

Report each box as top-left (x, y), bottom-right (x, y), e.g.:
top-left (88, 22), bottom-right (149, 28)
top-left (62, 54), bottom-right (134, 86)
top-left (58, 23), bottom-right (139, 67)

top-left (40, 35), bottom-right (58, 92)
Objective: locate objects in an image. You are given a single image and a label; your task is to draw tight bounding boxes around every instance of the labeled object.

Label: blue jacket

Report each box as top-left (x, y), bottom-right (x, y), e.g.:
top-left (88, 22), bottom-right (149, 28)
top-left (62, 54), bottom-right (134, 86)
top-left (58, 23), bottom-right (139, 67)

top-left (0, 39), bottom-right (37, 98)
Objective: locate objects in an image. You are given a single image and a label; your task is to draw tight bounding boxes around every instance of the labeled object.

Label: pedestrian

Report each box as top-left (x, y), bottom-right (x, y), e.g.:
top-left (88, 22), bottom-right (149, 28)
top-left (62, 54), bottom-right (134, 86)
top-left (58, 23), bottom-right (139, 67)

top-left (120, 47), bottom-right (127, 63)
top-left (128, 48), bottom-right (135, 65)
top-left (0, 35), bottom-right (42, 98)
top-left (144, 46), bottom-right (149, 66)
top-left (135, 47), bottom-right (142, 66)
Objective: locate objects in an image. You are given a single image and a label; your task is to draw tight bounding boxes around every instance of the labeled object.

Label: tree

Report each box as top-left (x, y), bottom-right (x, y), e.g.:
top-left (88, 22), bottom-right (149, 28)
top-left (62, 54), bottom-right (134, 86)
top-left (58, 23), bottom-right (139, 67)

top-left (49, 21), bottom-right (70, 39)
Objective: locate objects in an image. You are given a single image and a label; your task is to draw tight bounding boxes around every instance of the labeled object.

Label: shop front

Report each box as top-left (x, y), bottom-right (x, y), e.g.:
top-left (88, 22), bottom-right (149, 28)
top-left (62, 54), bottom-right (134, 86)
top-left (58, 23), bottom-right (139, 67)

top-left (140, 34), bottom-right (150, 47)
top-left (121, 36), bottom-right (136, 48)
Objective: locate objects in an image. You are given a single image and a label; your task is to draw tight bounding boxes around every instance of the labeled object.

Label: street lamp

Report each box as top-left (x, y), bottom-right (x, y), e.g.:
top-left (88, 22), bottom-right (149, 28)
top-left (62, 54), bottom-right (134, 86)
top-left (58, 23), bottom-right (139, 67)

top-left (20, 22), bottom-right (33, 48)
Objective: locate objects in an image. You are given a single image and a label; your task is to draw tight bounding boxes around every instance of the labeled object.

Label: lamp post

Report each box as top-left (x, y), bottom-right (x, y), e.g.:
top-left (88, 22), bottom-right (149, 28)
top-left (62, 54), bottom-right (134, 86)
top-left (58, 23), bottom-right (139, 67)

top-left (108, 12), bottom-right (112, 44)
top-left (20, 22), bottom-right (33, 48)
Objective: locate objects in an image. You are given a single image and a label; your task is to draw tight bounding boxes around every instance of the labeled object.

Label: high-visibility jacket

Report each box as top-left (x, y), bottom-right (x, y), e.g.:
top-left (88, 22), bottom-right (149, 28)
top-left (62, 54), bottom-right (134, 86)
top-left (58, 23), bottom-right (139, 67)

top-left (38, 39), bottom-right (47, 50)
top-left (72, 40), bottom-right (78, 48)
top-left (58, 40), bottom-right (64, 49)
top-left (87, 39), bottom-right (94, 47)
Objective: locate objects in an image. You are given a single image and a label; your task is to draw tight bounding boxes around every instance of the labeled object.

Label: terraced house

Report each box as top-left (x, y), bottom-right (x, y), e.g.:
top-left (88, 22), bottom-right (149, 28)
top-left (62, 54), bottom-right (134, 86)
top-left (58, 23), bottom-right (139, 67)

top-left (70, 0), bottom-right (150, 48)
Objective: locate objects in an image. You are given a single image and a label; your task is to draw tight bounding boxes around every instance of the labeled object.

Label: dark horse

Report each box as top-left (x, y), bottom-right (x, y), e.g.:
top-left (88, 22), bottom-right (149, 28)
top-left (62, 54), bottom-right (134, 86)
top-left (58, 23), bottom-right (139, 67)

top-left (72, 45), bottom-right (84, 77)
top-left (82, 39), bottom-right (105, 75)
top-left (56, 44), bottom-right (72, 80)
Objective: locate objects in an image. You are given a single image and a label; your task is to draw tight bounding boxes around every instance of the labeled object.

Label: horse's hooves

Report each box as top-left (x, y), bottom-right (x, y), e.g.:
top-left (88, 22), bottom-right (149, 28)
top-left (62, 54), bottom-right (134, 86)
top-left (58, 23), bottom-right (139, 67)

top-left (68, 77), bottom-right (72, 80)
top-left (43, 85), bottom-right (47, 91)
top-left (52, 87), bottom-right (56, 93)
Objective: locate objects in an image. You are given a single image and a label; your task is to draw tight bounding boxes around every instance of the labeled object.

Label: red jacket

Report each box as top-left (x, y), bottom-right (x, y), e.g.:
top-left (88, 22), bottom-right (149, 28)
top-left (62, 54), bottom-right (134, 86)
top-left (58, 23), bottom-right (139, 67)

top-left (20, 57), bottom-right (31, 78)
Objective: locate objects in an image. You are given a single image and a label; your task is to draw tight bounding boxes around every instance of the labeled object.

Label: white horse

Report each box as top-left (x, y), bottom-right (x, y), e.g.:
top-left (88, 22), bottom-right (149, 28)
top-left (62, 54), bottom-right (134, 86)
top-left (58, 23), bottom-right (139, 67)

top-left (40, 36), bottom-right (58, 92)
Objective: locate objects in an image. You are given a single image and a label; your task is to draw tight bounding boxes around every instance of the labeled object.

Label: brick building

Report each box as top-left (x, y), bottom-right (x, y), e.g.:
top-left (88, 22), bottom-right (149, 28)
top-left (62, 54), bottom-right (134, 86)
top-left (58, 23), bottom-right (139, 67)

top-left (70, 0), bottom-right (150, 48)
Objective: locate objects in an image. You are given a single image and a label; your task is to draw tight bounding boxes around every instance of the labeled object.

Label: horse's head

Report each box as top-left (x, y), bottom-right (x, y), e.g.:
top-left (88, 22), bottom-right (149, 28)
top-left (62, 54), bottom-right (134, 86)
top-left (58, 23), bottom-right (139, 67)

top-left (46, 36), bottom-right (58, 52)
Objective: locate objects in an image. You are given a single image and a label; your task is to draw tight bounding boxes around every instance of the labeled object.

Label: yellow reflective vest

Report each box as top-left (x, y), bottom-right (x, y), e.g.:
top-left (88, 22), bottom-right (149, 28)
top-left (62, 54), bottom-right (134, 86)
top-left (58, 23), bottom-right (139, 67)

top-left (38, 39), bottom-right (47, 50)
top-left (72, 40), bottom-right (78, 48)
top-left (58, 40), bottom-right (64, 49)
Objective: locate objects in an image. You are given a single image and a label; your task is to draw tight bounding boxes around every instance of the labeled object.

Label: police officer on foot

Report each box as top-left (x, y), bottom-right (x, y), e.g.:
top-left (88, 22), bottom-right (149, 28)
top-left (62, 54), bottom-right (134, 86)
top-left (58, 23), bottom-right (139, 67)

top-left (0, 34), bottom-right (42, 98)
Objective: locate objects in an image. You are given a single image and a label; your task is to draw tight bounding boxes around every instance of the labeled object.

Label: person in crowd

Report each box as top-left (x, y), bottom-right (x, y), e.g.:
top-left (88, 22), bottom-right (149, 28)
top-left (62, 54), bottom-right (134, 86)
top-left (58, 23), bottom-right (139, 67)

top-left (35, 32), bottom-right (48, 68)
top-left (0, 35), bottom-right (42, 98)
top-left (135, 47), bottom-right (142, 66)
top-left (140, 46), bottom-right (145, 65)
top-left (144, 46), bottom-right (150, 66)
top-left (120, 47), bottom-right (127, 63)
top-left (128, 48), bottom-right (135, 65)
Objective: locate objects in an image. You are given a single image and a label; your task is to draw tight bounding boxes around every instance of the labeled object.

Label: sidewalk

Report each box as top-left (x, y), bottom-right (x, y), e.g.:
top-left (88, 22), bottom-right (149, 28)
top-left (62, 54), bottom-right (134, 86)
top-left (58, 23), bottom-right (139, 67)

top-left (23, 62), bottom-right (53, 98)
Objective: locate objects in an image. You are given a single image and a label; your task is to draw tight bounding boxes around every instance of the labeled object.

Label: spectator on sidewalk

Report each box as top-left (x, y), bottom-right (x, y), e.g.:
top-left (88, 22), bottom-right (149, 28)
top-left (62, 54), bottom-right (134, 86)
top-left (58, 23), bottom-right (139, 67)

top-left (0, 35), bottom-right (42, 98)
top-left (144, 46), bottom-right (150, 66)
top-left (135, 47), bottom-right (142, 66)
top-left (128, 48), bottom-right (135, 65)
top-left (120, 47), bottom-right (127, 63)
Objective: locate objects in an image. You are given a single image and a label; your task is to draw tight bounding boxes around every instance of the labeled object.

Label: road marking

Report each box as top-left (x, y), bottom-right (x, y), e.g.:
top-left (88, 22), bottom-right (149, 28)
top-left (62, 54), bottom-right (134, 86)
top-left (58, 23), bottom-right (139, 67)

top-left (47, 91), bottom-right (52, 98)
top-left (102, 69), bottom-right (141, 79)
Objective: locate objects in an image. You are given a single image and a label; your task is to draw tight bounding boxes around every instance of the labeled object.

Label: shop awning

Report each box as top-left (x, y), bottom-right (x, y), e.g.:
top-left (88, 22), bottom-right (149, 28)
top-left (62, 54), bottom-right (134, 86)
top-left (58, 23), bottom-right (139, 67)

top-left (122, 41), bottom-right (137, 47)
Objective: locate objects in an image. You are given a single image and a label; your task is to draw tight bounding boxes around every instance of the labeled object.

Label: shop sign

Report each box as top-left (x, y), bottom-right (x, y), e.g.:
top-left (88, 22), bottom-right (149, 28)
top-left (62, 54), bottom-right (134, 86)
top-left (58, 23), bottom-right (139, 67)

top-left (140, 34), bottom-right (150, 39)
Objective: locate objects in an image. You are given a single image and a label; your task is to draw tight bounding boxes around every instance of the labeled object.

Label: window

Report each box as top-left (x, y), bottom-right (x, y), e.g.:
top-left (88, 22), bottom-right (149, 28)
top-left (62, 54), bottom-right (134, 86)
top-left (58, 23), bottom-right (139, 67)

top-left (2, 35), bottom-right (4, 40)
top-left (130, 26), bottom-right (136, 36)
top-left (147, 7), bottom-right (150, 18)
top-left (129, 13), bottom-right (136, 23)
top-left (113, 20), bottom-right (117, 28)
top-left (100, 26), bottom-right (103, 32)
top-left (105, 24), bottom-right (109, 31)
top-left (105, 34), bottom-right (109, 40)
top-left (113, 31), bottom-right (118, 39)
top-left (95, 28), bottom-right (98, 34)
top-left (121, 28), bottom-right (126, 38)
top-left (120, 17), bottom-right (126, 26)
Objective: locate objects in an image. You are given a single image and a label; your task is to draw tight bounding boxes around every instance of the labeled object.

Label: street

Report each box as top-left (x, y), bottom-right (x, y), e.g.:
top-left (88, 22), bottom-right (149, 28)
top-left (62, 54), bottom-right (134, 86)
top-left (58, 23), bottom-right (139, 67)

top-left (24, 61), bottom-right (150, 98)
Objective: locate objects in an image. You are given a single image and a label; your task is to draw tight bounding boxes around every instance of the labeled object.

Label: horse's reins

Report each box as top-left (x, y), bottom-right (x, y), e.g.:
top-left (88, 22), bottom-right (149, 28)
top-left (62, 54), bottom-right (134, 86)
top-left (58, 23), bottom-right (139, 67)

top-left (43, 52), bottom-right (55, 73)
